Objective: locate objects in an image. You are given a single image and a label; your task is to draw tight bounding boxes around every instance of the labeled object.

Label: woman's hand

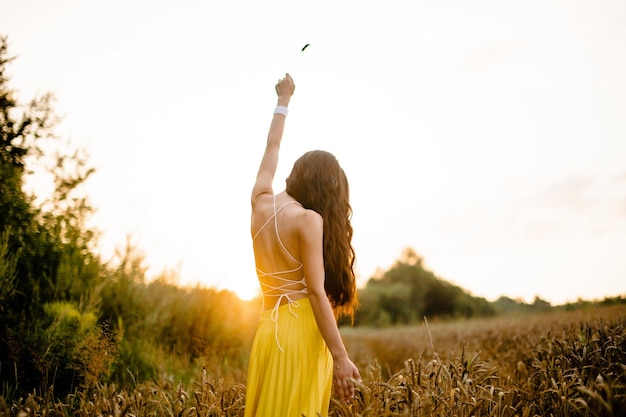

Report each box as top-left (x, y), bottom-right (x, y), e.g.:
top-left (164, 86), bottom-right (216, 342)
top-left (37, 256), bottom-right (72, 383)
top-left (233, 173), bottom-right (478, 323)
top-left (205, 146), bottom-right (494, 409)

top-left (275, 73), bottom-right (295, 106)
top-left (333, 355), bottom-right (361, 401)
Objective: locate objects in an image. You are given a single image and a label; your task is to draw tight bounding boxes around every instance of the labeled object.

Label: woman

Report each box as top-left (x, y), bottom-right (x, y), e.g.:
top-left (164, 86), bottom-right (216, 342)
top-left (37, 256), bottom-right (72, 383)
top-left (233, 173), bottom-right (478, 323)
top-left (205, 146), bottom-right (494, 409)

top-left (244, 73), bottom-right (361, 417)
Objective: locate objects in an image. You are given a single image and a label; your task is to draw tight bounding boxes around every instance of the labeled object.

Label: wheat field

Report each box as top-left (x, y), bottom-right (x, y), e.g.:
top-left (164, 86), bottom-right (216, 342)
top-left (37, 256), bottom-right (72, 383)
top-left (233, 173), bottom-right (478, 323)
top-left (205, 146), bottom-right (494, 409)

top-left (4, 305), bottom-right (625, 417)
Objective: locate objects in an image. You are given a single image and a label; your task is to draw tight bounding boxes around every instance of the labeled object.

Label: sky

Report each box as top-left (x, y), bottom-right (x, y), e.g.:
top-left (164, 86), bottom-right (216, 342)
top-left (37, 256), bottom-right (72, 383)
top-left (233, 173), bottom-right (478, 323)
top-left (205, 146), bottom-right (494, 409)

top-left (2, 0), bottom-right (625, 304)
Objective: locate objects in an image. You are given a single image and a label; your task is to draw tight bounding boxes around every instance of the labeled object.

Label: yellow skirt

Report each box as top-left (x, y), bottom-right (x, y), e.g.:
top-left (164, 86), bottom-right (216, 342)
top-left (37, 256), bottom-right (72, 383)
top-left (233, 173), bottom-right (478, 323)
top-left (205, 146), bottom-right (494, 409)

top-left (244, 297), bottom-right (333, 417)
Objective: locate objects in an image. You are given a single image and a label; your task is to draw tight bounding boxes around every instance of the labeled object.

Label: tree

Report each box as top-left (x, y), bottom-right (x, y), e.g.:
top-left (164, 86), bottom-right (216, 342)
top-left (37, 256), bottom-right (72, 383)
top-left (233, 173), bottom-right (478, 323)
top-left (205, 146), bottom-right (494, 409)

top-left (355, 248), bottom-right (495, 326)
top-left (0, 35), bottom-right (107, 396)
top-left (0, 36), bottom-right (60, 319)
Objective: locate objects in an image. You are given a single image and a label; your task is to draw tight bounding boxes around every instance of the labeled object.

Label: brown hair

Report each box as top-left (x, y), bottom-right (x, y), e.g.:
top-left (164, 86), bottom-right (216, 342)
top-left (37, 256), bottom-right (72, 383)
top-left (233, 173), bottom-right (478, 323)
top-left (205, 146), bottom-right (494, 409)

top-left (286, 150), bottom-right (358, 318)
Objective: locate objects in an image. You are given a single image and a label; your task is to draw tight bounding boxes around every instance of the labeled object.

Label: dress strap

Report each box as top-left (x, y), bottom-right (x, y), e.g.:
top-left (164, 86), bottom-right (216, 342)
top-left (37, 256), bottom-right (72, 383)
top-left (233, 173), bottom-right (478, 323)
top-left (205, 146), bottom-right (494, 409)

top-left (269, 295), bottom-right (301, 353)
top-left (273, 196), bottom-right (301, 266)
top-left (252, 195), bottom-right (308, 352)
top-left (252, 195), bottom-right (300, 244)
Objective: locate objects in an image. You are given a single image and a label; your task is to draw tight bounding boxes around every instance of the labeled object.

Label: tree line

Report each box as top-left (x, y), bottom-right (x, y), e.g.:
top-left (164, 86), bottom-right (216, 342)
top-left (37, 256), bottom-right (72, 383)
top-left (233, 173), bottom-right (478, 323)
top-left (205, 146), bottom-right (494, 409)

top-left (353, 248), bottom-right (495, 327)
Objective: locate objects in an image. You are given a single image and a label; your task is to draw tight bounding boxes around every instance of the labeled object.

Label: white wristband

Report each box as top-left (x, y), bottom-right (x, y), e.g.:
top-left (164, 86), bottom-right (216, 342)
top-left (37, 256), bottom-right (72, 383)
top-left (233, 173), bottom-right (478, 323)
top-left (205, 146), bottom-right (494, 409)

top-left (274, 106), bottom-right (289, 117)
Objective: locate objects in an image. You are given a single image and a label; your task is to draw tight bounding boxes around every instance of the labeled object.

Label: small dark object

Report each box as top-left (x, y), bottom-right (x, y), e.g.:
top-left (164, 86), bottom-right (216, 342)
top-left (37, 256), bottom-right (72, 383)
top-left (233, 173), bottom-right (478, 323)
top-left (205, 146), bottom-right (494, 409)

top-left (290, 44), bottom-right (311, 73)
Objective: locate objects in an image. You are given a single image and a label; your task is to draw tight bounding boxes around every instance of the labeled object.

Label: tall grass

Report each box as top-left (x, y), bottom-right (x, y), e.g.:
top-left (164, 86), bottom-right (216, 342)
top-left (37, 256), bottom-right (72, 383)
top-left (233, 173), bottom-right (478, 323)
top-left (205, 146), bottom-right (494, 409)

top-left (5, 305), bottom-right (625, 416)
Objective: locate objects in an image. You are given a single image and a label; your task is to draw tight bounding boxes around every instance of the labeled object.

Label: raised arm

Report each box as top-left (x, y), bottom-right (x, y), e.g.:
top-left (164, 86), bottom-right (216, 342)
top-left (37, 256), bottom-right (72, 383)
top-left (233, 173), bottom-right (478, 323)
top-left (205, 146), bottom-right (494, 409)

top-left (251, 74), bottom-right (295, 205)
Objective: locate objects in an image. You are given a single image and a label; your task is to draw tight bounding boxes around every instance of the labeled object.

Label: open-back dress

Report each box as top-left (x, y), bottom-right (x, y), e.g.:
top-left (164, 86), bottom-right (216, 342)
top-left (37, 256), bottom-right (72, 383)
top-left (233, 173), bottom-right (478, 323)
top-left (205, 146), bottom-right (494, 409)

top-left (244, 197), bottom-right (333, 417)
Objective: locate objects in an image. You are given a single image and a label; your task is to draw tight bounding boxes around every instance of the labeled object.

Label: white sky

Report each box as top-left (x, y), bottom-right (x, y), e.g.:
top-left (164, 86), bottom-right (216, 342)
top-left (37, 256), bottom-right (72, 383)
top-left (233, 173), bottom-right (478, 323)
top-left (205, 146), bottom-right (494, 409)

top-left (2, 0), bottom-right (625, 304)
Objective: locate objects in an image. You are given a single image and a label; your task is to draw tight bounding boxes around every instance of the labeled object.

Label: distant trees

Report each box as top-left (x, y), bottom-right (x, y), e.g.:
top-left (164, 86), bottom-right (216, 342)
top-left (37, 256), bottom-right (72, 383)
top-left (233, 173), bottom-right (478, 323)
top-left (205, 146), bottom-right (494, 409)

top-left (355, 248), bottom-right (495, 326)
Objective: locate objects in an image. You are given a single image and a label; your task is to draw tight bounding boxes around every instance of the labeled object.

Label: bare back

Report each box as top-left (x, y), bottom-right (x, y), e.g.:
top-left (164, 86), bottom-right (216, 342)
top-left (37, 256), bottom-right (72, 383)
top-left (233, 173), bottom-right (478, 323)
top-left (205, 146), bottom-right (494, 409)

top-left (251, 192), bottom-right (309, 310)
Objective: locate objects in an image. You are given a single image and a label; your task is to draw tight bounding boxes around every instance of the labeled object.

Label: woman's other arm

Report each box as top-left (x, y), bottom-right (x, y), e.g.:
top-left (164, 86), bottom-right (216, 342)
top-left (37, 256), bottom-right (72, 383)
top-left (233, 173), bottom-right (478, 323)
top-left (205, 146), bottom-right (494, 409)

top-left (299, 210), bottom-right (361, 401)
top-left (251, 74), bottom-right (295, 205)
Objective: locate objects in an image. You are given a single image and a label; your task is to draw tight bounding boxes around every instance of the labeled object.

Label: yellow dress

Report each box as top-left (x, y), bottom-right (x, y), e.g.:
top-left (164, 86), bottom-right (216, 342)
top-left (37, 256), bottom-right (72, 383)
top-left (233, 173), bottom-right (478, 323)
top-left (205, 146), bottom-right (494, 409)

top-left (245, 198), bottom-right (333, 417)
top-left (244, 298), bottom-right (333, 417)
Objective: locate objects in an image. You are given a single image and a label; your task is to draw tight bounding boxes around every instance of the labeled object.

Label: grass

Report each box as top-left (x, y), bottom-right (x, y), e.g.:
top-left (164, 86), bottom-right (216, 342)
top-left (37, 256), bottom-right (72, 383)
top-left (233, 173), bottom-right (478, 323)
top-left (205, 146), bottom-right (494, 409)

top-left (4, 305), bottom-right (625, 416)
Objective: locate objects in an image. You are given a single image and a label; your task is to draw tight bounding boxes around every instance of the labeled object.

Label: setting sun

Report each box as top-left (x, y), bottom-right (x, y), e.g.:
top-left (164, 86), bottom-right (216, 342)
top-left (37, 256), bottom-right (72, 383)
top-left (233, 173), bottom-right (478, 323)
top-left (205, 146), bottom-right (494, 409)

top-left (231, 283), bottom-right (260, 302)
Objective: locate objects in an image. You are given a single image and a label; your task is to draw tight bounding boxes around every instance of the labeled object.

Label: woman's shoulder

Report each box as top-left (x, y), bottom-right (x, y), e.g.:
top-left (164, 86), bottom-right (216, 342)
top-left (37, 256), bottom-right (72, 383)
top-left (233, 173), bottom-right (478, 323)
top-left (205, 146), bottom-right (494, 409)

top-left (294, 207), bottom-right (323, 233)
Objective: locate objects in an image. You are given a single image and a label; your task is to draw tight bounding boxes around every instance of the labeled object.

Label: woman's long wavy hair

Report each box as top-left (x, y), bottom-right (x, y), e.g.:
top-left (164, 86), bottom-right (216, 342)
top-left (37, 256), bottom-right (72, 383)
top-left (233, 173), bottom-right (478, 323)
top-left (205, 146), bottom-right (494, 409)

top-left (286, 150), bottom-right (358, 319)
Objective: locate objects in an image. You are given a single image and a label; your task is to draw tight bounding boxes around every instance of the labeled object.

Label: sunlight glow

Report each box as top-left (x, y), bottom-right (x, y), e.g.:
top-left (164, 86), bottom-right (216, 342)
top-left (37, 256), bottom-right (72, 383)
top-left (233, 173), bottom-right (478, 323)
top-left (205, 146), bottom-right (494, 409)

top-left (2, 0), bottom-right (625, 305)
top-left (231, 284), bottom-right (261, 302)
